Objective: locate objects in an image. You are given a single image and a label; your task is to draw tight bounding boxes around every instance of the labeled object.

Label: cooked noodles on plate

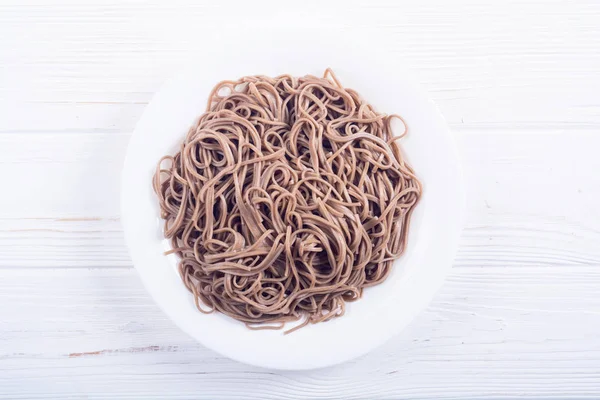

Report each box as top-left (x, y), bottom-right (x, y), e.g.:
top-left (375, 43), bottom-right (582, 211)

top-left (153, 69), bottom-right (421, 333)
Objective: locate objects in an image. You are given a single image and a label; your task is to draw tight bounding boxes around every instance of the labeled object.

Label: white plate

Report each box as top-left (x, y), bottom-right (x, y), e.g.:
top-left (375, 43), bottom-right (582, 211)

top-left (121, 44), bottom-right (464, 370)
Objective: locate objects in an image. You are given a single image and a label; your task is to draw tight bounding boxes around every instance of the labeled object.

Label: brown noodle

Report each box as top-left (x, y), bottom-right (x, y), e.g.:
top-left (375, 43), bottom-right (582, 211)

top-left (153, 69), bottom-right (421, 333)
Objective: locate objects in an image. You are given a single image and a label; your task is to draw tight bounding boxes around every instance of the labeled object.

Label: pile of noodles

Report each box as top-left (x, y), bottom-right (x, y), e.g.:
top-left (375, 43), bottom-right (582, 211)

top-left (153, 69), bottom-right (421, 333)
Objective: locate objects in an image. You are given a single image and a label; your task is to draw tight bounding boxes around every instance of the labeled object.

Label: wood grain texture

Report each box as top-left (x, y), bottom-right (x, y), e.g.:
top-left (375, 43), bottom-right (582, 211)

top-left (0, 130), bottom-right (598, 268)
top-left (1, 0), bottom-right (600, 132)
top-left (1, 267), bottom-right (600, 399)
top-left (1, 0), bottom-right (600, 398)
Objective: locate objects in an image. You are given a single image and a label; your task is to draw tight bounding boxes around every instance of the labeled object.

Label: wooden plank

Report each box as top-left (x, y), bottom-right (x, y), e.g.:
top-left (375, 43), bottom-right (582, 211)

top-left (1, 267), bottom-right (599, 399)
top-left (0, 129), bottom-right (598, 268)
top-left (1, 1), bottom-right (599, 132)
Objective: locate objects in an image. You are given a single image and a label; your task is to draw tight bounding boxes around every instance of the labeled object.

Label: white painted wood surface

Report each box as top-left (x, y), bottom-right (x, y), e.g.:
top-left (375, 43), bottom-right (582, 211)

top-left (1, 0), bottom-right (600, 398)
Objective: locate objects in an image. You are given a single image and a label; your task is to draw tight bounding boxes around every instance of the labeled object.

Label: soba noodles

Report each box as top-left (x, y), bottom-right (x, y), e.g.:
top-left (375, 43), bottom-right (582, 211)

top-left (153, 69), bottom-right (421, 333)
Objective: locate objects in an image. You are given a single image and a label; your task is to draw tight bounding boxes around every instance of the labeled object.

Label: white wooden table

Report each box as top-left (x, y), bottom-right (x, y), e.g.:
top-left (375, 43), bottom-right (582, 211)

top-left (1, 1), bottom-right (599, 398)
